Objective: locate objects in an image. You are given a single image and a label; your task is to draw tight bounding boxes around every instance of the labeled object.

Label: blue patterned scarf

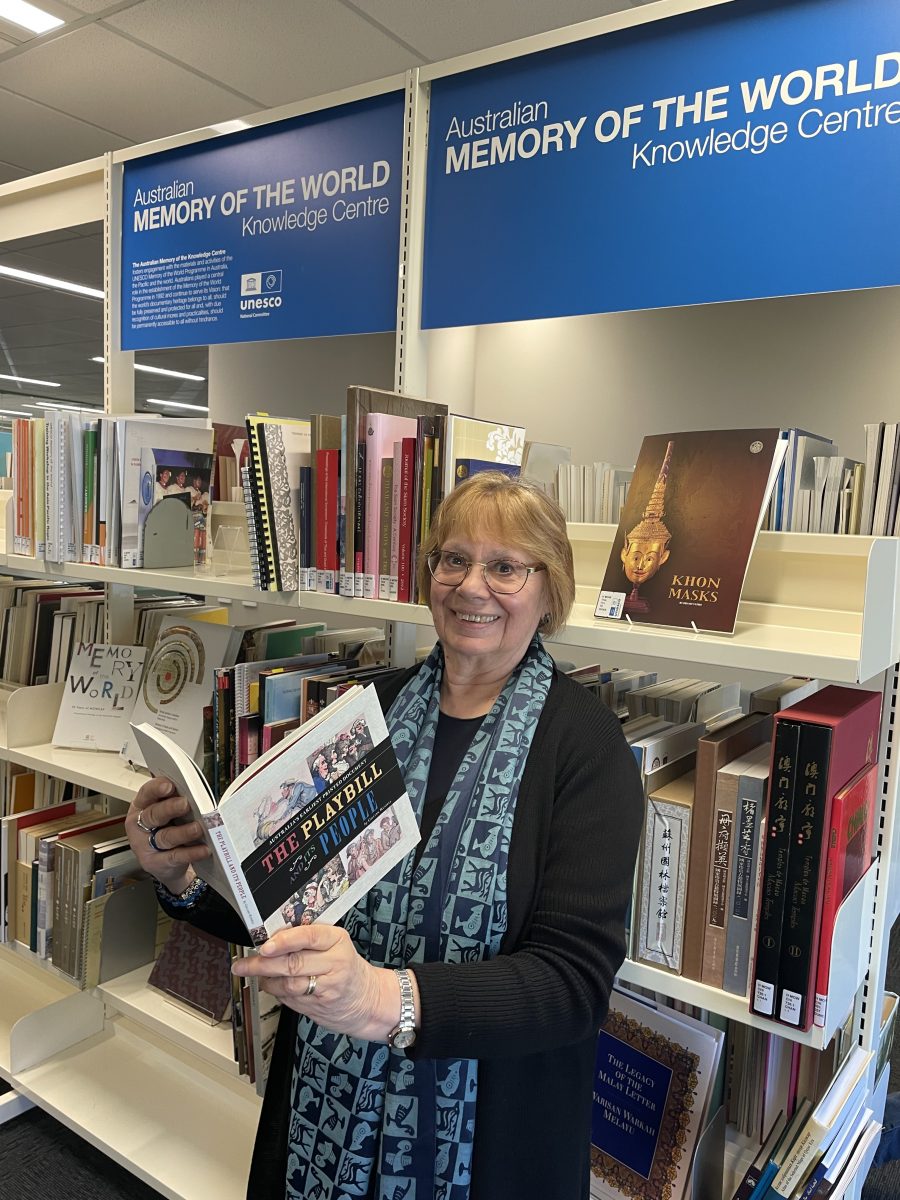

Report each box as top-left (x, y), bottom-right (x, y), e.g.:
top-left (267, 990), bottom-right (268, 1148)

top-left (285, 635), bottom-right (554, 1200)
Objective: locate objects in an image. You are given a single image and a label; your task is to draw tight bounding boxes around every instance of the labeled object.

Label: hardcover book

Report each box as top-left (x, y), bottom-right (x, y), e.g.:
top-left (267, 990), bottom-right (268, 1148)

top-left (814, 764), bottom-right (877, 1028)
top-left (132, 683), bottom-right (419, 944)
top-left (595, 429), bottom-right (787, 634)
top-left (590, 987), bottom-right (723, 1200)
top-left (52, 642), bottom-right (146, 752)
top-left (775, 686), bottom-right (880, 1029)
top-left (441, 415), bottom-right (525, 496)
top-left (148, 919), bottom-right (234, 1023)
top-left (635, 763), bottom-right (694, 974)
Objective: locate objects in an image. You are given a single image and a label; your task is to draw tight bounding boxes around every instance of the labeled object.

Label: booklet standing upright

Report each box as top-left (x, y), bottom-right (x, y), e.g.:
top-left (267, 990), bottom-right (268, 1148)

top-left (133, 683), bottom-right (418, 944)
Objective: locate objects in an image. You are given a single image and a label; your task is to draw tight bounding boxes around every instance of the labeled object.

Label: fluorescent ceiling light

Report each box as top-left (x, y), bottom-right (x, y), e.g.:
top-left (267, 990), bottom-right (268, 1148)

top-left (0, 1), bottom-right (64, 34)
top-left (0, 264), bottom-right (102, 300)
top-left (0, 407), bottom-right (31, 417)
top-left (146, 398), bottom-right (209, 412)
top-left (0, 371), bottom-right (60, 388)
top-left (23, 401), bottom-right (86, 412)
top-left (92, 356), bottom-right (205, 382)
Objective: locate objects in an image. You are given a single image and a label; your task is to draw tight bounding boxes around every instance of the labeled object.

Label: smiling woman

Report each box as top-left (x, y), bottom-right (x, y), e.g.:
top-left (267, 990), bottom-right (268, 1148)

top-left (129, 469), bottom-right (643, 1200)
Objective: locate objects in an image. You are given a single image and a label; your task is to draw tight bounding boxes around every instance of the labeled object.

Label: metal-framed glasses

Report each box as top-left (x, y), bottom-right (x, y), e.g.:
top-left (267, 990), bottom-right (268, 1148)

top-left (426, 550), bottom-right (545, 595)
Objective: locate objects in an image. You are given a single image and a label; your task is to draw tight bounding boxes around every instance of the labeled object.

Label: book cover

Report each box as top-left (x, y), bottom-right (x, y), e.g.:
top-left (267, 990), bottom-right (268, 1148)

top-left (701, 745), bottom-right (770, 991)
top-left (137, 448), bottom-right (212, 570)
top-left (777, 686), bottom-right (880, 1029)
top-left (52, 642), bottom-right (146, 752)
top-left (442, 415), bottom-right (525, 496)
top-left (636, 766), bottom-right (694, 974)
top-left (121, 616), bottom-right (243, 769)
top-left (751, 719), bottom-right (801, 1019)
top-left (363, 412), bottom-right (416, 598)
top-left (454, 458), bottom-right (521, 484)
top-left (118, 419), bottom-right (214, 569)
top-left (148, 919), bottom-right (233, 1023)
top-left (596, 429), bottom-right (787, 634)
top-left (589, 987), bottom-right (723, 1200)
top-left (814, 764), bottom-right (877, 1029)
top-left (132, 683), bottom-right (419, 944)
top-left (722, 749), bottom-right (770, 998)
top-left (682, 713), bottom-right (772, 983)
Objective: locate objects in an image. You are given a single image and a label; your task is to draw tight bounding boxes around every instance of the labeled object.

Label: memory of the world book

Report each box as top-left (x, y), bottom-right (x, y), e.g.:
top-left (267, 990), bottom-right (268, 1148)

top-left (132, 683), bottom-right (419, 944)
top-left (596, 429), bottom-right (787, 634)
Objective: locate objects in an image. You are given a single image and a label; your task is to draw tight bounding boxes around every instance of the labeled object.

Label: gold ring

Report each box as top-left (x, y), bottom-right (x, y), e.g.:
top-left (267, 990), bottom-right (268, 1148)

top-left (304, 975), bottom-right (318, 997)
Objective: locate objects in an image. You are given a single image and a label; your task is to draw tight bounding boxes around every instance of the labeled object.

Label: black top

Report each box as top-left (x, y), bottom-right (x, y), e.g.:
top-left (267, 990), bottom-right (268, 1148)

top-left (413, 710), bottom-right (485, 868)
top-left (161, 665), bottom-right (644, 1200)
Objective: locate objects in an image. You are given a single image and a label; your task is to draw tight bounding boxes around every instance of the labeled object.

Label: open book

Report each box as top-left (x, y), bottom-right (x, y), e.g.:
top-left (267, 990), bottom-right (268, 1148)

top-left (133, 683), bottom-right (418, 945)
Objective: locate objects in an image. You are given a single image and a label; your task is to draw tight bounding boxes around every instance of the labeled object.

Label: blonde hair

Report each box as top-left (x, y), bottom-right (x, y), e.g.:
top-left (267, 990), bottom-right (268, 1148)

top-left (417, 471), bottom-right (575, 638)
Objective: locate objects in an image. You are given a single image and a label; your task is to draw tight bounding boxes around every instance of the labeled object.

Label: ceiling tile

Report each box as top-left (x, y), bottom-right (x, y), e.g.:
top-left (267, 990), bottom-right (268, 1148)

top-left (104, 0), bottom-right (418, 109)
top-left (0, 36), bottom-right (17, 52)
top-left (59, 0), bottom-right (143, 12)
top-left (0, 24), bottom-right (253, 142)
top-left (0, 159), bottom-right (27, 183)
top-left (352, 0), bottom-right (632, 61)
top-left (0, 88), bottom-right (129, 172)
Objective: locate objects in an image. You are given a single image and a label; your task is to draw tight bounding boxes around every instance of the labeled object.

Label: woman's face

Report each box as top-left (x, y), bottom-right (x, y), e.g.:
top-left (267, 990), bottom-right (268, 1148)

top-left (429, 530), bottom-right (547, 678)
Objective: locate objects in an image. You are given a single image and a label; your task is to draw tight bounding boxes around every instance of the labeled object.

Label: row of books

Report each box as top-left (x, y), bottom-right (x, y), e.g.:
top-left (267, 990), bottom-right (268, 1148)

top-left (556, 460), bottom-right (634, 524)
top-left (10, 411), bottom-right (217, 568)
top-left (240, 388), bottom-right (526, 598)
top-left (591, 979), bottom-right (884, 1200)
top-left (629, 676), bottom-right (878, 1035)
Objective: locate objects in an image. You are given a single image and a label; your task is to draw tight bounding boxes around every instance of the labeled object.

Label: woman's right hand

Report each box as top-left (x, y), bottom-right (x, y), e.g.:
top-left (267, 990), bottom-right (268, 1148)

top-left (125, 776), bottom-right (211, 896)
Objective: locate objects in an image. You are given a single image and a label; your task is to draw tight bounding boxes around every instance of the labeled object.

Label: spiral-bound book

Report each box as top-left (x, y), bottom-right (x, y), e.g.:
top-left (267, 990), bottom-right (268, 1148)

top-left (245, 415), bottom-right (311, 592)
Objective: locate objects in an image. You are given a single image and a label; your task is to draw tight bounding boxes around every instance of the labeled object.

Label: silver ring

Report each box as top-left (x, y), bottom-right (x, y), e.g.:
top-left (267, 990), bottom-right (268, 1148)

top-left (136, 810), bottom-right (154, 833)
top-left (304, 975), bottom-right (318, 997)
top-left (148, 827), bottom-right (164, 852)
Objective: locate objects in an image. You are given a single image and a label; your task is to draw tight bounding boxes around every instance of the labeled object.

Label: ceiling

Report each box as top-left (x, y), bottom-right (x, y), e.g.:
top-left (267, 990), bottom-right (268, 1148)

top-left (0, 0), bottom-right (654, 414)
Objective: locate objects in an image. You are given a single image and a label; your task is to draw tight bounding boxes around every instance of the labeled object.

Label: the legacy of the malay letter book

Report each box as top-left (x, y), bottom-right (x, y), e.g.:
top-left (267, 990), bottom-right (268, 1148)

top-left (595, 429), bottom-right (787, 634)
top-left (133, 683), bottom-right (418, 944)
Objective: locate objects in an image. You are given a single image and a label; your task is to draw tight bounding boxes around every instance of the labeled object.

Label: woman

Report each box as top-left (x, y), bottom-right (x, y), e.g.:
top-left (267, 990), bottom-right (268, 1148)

top-left (126, 472), bottom-right (643, 1200)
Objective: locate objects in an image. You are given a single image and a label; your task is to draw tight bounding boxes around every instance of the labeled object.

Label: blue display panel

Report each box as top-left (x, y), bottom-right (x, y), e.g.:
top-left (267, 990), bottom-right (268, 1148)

top-left (121, 91), bottom-right (404, 349)
top-left (423, 0), bottom-right (900, 327)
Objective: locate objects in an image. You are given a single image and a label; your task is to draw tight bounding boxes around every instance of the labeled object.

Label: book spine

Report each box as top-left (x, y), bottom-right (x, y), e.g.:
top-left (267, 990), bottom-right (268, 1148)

top-left (353, 439), bottom-right (365, 596)
top-left (636, 799), bottom-right (691, 972)
top-left (318, 448), bottom-right (338, 593)
top-left (378, 457), bottom-right (393, 601)
top-left (240, 462), bottom-right (265, 590)
top-left (752, 721), bottom-right (801, 1018)
top-left (723, 773), bottom-right (767, 996)
top-left (245, 420), bottom-right (276, 590)
top-left (397, 438), bottom-right (416, 604)
top-left (701, 773), bottom-right (738, 989)
top-left (778, 721), bottom-right (833, 1029)
top-left (201, 814), bottom-right (266, 944)
top-left (297, 464), bottom-right (311, 573)
top-left (390, 440), bottom-right (402, 600)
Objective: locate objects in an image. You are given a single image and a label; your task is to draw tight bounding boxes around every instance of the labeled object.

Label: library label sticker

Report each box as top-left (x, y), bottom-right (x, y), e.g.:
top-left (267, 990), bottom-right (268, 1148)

top-left (595, 591), bottom-right (626, 620)
top-left (121, 91), bottom-right (404, 349)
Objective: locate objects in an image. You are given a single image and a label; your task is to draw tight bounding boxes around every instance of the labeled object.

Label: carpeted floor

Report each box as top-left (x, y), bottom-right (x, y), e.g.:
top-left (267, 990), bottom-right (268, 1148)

top-left (2, 920), bottom-right (900, 1200)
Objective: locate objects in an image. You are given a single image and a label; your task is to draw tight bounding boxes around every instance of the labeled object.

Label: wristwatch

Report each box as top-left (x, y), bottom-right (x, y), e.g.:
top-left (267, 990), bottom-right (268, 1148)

top-left (389, 968), bottom-right (418, 1050)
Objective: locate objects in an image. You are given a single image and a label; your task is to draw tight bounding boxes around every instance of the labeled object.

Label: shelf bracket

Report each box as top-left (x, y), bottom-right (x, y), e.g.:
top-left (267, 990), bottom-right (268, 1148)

top-left (0, 1089), bottom-right (34, 1125)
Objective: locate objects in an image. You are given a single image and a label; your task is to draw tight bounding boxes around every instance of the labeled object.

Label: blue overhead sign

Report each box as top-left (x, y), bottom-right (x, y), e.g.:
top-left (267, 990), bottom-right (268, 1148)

top-left (422, 0), bottom-right (900, 327)
top-left (121, 91), bottom-right (404, 349)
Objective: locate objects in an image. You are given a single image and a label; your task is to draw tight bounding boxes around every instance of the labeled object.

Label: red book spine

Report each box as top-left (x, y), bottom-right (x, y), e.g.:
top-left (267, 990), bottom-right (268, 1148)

top-left (397, 437), bottom-right (417, 604)
top-left (317, 448), bottom-right (339, 573)
top-left (813, 763), bottom-right (877, 1027)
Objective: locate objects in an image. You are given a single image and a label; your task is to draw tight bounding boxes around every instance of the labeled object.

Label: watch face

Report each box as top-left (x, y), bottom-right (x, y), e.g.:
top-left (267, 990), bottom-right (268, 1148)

top-left (391, 1027), bottom-right (417, 1050)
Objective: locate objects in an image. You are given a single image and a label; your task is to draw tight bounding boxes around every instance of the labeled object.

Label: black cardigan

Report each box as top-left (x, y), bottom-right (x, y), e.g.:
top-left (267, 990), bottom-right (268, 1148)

top-left (162, 664), bottom-right (644, 1200)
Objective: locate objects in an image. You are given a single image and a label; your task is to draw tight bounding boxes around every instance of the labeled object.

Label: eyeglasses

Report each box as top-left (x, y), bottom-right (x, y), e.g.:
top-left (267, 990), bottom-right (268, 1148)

top-left (426, 550), bottom-right (545, 595)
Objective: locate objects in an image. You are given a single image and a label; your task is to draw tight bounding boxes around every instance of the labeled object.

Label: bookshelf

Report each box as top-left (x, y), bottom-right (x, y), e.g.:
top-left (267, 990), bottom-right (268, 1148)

top-left (2, 6), bottom-right (897, 1199)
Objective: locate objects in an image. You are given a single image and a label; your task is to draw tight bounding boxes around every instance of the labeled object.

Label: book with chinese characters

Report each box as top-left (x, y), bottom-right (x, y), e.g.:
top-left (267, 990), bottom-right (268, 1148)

top-left (596, 429), bottom-right (787, 634)
top-left (132, 683), bottom-right (418, 944)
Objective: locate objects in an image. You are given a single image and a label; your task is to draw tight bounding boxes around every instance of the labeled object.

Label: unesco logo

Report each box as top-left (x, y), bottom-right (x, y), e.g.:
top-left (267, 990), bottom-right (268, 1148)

top-left (240, 269), bottom-right (284, 312)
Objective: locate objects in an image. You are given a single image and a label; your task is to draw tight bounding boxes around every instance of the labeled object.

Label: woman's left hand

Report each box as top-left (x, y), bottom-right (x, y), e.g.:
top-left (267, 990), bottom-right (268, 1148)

top-left (232, 924), bottom-right (402, 1042)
